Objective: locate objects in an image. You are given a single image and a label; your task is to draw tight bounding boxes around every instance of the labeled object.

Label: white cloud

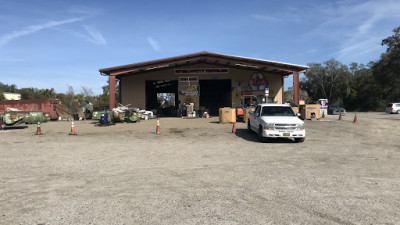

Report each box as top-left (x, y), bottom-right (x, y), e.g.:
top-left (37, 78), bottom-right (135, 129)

top-left (302, 0), bottom-right (400, 62)
top-left (54, 25), bottom-right (107, 45)
top-left (147, 37), bottom-right (161, 52)
top-left (335, 37), bottom-right (383, 60)
top-left (84, 25), bottom-right (107, 45)
top-left (252, 14), bottom-right (282, 23)
top-left (0, 57), bottom-right (25, 62)
top-left (0, 17), bottom-right (84, 47)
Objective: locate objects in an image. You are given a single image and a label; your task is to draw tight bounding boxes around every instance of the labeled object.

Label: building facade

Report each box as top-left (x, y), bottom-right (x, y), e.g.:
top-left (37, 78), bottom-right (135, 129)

top-left (99, 52), bottom-right (308, 115)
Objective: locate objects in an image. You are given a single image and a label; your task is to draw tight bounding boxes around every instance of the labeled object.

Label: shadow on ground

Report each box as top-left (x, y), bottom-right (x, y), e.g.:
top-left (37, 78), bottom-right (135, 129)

top-left (1, 125), bottom-right (28, 130)
top-left (235, 128), bottom-right (297, 143)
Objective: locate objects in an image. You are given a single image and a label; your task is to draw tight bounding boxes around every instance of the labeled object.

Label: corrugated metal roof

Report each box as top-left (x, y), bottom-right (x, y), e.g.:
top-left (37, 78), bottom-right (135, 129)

top-left (99, 51), bottom-right (309, 76)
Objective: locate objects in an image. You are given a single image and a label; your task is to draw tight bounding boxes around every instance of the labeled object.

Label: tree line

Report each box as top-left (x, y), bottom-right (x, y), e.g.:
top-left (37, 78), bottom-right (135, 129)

top-left (298, 26), bottom-right (400, 111)
top-left (0, 82), bottom-right (117, 113)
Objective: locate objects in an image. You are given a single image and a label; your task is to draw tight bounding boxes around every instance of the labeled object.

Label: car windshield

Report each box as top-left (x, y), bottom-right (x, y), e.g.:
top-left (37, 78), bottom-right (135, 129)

top-left (261, 106), bottom-right (295, 116)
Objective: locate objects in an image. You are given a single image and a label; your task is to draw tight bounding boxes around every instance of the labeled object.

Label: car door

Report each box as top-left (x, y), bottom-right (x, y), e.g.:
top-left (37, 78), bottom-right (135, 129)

top-left (248, 106), bottom-right (256, 129)
top-left (250, 105), bottom-right (260, 130)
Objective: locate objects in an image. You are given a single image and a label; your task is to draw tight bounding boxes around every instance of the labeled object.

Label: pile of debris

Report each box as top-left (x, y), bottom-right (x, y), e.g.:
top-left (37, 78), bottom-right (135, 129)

top-left (0, 107), bottom-right (50, 129)
top-left (92, 104), bottom-right (157, 124)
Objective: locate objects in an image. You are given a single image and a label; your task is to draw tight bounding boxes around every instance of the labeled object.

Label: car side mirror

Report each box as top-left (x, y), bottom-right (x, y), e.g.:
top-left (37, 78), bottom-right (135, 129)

top-left (296, 112), bottom-right (301, 117)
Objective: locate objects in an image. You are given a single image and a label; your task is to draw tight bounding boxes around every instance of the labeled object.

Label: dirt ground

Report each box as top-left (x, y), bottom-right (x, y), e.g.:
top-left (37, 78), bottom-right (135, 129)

top-left (0, 112), bottom-right (399, 225)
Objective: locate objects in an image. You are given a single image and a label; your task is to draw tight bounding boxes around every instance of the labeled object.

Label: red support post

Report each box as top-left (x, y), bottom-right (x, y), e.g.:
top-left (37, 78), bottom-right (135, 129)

top-left (293, 71), bottom-right (299, 105)
top-left (109, 75), bottom-right (116, 109)
top-left (282, 76), bottom-right (285, 103)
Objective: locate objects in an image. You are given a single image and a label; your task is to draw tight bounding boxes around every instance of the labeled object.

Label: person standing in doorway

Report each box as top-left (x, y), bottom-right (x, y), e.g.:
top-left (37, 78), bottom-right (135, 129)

top-left (180, 102), bottom-right (187, 118)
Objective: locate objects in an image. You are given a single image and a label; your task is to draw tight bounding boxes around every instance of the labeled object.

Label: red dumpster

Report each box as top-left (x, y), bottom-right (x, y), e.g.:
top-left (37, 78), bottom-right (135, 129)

top-left (0, 98), bottom-right (59, 120)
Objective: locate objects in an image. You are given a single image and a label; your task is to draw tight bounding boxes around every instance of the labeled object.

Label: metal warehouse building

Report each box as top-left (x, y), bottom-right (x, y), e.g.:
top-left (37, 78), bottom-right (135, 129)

top-left (99, 51), bottom-right (308, 116)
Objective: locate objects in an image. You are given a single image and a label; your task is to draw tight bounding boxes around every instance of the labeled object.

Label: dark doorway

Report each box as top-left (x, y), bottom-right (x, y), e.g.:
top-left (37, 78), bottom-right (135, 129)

top-left (199, 79), bottom-right (231, 115)
top-left (146, 80), bottom-right (178, 117)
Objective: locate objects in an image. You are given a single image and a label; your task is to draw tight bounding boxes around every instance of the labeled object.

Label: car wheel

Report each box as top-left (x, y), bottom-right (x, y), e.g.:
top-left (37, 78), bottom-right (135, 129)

top-left (258, 126), bottom-right (267, 143)
top-left (295, 138), bottom-right (305, 143)
top-left (397, 110), bottom-right (400, 114)
top-left (247, 120), bottom-right (252, 133)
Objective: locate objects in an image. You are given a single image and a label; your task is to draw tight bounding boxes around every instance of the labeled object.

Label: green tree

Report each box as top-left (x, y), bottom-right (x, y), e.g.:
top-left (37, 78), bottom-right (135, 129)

top-left (300, 59), bottom-right (351, 104)
top-left (74, 94), bottom-right (85, 103)
top-left (80, 86), bottom-right (95, 103)
top-left (372, 26), bottom-right (400, 106)
top-left (39, 88), bottom-right (56, 98)
top-left (284, 88), bottom-right (310, 105)
top-left (19, 87), bottom-right (42, 99)
top-left (344, 62), bottom-right (376, 111)
top-left (93, 80), bottom-right (120, 107)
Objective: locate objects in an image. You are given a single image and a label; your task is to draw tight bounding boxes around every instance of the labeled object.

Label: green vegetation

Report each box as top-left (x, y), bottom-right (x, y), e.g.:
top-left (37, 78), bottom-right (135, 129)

top-left (0, 81), bottom-right (119, 113)
top-left (298, 25), bottom-right (400, 111)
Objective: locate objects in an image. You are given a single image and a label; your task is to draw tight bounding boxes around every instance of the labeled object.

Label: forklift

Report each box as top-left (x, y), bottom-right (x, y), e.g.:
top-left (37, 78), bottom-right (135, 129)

top-left (236, 89), bottom-right (273, 122)
top-left (236, 95), bottom-right (261, 122)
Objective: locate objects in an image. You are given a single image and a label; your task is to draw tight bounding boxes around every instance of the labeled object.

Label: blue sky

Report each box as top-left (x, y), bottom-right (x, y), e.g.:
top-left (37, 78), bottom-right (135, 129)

top-left (1, 0), bottom-right (399, 95)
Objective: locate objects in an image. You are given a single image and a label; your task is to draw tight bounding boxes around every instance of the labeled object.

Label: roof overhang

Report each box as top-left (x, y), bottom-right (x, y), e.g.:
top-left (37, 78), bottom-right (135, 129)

top-left (99, 51), bottom-right (309, 77)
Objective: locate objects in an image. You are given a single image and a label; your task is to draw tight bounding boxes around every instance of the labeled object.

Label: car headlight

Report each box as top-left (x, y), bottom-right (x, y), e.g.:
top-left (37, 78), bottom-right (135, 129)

top-left (296, 124), bottom-right (305, 130)
top-left (264, 123), bottom-right (274, 130)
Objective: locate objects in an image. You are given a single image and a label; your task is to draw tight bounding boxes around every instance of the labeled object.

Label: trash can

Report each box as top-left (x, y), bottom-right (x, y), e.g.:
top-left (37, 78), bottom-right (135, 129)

top-left (100, 112), bottom-right (109, 125)
top-left (73, 113), bottom-right (79, 121)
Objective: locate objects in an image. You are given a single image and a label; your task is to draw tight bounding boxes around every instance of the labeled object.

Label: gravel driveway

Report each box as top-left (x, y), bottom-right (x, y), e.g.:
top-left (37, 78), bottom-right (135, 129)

top-left (1, 112), bottom-right (399, 224)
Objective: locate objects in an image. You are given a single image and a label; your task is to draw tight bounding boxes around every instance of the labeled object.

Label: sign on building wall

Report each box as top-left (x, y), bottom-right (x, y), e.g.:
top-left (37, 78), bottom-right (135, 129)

top-left (179, 76), bottom-right (198, 82)
top-left (249, 73), bottom-right (268, 91)
top-left (175, 68), bottom-right (229, 74)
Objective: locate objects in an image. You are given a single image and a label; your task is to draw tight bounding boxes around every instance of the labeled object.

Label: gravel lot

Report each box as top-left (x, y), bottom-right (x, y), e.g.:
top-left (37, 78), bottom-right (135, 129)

top-left (1, 112), bottom-right (399, 224)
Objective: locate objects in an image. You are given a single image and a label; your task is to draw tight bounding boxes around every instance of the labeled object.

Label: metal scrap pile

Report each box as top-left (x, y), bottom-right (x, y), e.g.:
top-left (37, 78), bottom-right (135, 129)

top-left (112, 104), bottom-right (141, 123)
top-left (0, 108), bottom-right (50, 129)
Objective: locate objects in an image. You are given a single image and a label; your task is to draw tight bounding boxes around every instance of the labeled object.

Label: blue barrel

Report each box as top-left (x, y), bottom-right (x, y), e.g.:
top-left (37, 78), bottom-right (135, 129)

top-left (100, 112), bottom-right (109, 125)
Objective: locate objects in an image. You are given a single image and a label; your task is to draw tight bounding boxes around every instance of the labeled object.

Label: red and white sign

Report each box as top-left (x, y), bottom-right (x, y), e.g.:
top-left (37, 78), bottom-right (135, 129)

top-left (249, 73), bottom-right (268, 91)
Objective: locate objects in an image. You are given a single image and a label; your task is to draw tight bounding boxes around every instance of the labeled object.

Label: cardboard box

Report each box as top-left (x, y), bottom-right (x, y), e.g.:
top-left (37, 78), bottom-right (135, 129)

top-left (219, 108), bottom-right (236, 123)
top-left (299, 104), bottom-right (320, 120)
top-left (292, 107), bottom-right (299, 115)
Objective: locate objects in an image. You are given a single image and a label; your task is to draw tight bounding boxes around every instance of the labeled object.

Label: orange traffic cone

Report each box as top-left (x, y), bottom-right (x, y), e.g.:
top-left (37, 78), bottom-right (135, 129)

top-left (34, 122), bottom-right (42, 135)
top-left (353, 114), bottom-right (358, 123)
top-left (156, 120), bottom-right (160, 134)
top-left (232, 122), bottom-right (236, 133)
top-left (338, 112), bottom-right (343, 120)
top-left (69, 120), bottom-right (77, 135)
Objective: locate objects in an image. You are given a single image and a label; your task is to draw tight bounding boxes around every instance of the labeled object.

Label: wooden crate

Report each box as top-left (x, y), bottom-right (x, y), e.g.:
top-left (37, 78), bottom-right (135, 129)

top-left (219, 108), bottom-right (236, 123)
top-left (243, 108), bottom-right (255, 123)
top-left (299, 104), bottom-right (320, 120)
top-left (291, 107), bottom-right (299, 115)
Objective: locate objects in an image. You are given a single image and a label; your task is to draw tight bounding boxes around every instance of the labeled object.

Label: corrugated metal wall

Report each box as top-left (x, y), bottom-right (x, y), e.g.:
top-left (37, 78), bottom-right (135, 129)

top-left (120, 63), bottom-right (283, 109)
